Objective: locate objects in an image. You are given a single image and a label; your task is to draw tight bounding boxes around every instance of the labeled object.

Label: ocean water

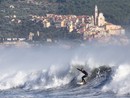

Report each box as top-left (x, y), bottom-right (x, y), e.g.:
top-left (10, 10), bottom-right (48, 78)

top-left (0, 43), bottom-right (130, 98)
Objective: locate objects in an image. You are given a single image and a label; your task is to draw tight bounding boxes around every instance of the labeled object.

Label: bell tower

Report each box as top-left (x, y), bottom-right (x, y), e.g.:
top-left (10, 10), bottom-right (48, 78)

top-left (95, 5), bottom-right (98, 25)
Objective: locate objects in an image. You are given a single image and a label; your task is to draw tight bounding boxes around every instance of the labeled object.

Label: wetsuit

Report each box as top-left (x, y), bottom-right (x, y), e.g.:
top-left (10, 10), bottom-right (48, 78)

top-left (77, 68), bottom-right (88, 83)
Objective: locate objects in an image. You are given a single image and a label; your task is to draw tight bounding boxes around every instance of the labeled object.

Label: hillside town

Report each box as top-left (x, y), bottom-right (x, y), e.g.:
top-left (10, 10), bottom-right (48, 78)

top-left (0, 5), bottom-right (129, 45)
top-left (29, 5), bottom-right (129, 44)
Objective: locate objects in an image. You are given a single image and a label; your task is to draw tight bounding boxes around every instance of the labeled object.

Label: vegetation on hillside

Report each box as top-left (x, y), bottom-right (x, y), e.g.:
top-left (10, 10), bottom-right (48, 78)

top-left (53, 0), bottom-right (130, 25)
top-left (0, 0), bottom-right (130, 39)
top-left (1, 0), bottom-right (130, 25)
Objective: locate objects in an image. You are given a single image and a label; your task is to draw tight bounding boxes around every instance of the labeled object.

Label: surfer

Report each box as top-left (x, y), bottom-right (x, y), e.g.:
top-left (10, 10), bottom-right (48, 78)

top-left (77, 68), bottom-right (88, 84)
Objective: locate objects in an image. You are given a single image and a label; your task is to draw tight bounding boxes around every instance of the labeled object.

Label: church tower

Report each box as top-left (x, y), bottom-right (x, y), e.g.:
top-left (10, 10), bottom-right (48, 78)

top-left (98, 13), bottom-right (106, 26)
top-left (94, 5), bottom-right (98, 25)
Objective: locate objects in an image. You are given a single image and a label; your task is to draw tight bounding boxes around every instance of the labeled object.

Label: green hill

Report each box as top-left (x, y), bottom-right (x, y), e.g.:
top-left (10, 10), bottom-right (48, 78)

top-left (55, 0), bottom-right (130, 25)
top-left (0, 0), bottom-right (130, 38)
top-left (1, 0), bottom-right (130, 25)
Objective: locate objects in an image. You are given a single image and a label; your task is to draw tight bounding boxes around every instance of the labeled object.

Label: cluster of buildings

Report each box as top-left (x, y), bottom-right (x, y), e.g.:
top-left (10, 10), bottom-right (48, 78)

top-left (1, 5), bottom-right (128, 45)
top-left (17, 0), bottom-right (36, 4)
top-left (30, 5), bottom-right (127, 43)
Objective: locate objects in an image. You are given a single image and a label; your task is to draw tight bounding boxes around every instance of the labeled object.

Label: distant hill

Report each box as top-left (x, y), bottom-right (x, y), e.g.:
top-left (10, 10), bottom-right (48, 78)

top-left (1, 0), bottom-right (130, 25)
top-left (0, 0), bottom-right (130, 38)
top-left (55, 0), bottom-right (130, 25)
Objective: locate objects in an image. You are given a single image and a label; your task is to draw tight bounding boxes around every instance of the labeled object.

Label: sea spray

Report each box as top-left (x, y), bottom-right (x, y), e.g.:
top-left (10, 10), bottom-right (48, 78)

top-left (0, 64), bottom-right (72, 90)
top-left (0, 43), bottom-right (130, 96)
top-left (102, 64), bottom-right (130, 95)
top-left (0, 71), bottom-right (27, 90)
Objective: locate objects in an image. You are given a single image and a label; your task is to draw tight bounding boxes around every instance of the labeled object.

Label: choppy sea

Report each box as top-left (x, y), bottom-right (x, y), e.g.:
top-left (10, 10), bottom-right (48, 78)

top-left (0, 43), bottom-right (130, 98)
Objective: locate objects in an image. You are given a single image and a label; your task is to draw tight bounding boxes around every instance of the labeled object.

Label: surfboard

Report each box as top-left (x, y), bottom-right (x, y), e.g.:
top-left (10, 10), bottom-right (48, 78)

top-left (77, 81), bottom-right (86, 85)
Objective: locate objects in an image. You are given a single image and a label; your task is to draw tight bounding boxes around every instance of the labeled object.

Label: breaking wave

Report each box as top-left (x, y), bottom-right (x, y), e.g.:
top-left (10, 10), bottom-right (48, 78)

top-left (0, 64), bottom-right (111, 90)
top-left (0, 43), bottom-right (130, 96)
top-left (0, 59), bottom-right (130, 96)
top-left (102, 64), bottom-right (130, 95)
top-left (0, 65), bottom-right (71, 90)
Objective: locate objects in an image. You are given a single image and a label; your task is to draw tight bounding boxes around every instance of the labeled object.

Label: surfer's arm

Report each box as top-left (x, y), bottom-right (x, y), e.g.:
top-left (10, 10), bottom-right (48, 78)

top-left (77, 68), bottom-right (82, 72)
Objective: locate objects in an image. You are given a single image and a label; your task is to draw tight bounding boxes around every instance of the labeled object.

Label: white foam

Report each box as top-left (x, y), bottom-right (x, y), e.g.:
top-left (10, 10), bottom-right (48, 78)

top-left (0, 43), bottom-right (130, 94)
top-left (0, 66), bottom-right (72, 90)
top-left (102, 64), bottom-right (130, 95)
top-left (0, 71), bottom-right (27, 90)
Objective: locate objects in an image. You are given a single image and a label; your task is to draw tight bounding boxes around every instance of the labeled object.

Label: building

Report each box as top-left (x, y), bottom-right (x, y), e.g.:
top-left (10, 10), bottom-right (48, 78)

top-left (105, 23), bottom-right (125, 35)
top-left (68, 21), bottom-right (74, 32)
top-left (43, 19), bottom-right (51, 28)
top-left (98, 13), bottom-right (106, 26)
top-left (94, 5), bottom-right (98, 25)
top-left (28, 32), bottom-right (34, 40)
top-left (61, 19), bottom-right (66, 27)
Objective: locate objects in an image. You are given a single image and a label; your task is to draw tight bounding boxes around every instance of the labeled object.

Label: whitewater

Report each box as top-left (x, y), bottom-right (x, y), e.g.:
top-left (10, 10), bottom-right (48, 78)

top-left (0, 43), bottom-right (130, 98)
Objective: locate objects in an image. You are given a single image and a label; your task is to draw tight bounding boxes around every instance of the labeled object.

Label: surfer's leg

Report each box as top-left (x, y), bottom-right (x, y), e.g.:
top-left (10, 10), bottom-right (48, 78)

top-left (82, 75), bottom-right (87, 83)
